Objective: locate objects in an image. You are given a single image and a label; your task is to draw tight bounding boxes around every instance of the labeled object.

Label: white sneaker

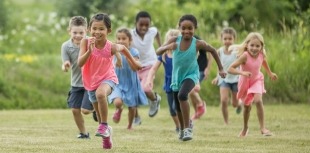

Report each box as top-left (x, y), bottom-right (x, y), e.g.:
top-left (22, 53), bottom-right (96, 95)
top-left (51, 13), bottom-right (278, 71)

top-left (133, 116), bottom-right (142, 125)
top-left (148, 93), bottom-right (161, 117)
top-left (182, 128), bottom-right (193, 141)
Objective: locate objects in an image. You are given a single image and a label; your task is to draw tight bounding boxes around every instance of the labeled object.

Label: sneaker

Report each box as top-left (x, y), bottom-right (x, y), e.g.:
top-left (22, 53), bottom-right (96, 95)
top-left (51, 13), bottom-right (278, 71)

top-left (236, 105), bottom-right (242, 114)
top-left (191, 102), bottom-right (206, 120)
top-left (95, 124), bottom-right (112, 137)
top-left (112, 108), bottom-right (123, 123)
top-left (92, 111), bottom-right (98, 122)
top-left (133, 116), bottom-right (142, 125)
top-left (77, 132), bottom-right (90, 139)
top-left (102, 127), bottom-right (113, 149)
top-left (178, 129), bottom-right (184, 140)
top-left (182, 128), bottom-right (193, 141)
top-left (148, 93), bottom-right (161, 117)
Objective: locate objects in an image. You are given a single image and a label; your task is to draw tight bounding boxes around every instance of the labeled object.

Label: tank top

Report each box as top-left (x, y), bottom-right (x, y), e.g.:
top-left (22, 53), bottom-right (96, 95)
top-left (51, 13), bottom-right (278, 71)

top-left (171, 36), bottom-right (199, 91)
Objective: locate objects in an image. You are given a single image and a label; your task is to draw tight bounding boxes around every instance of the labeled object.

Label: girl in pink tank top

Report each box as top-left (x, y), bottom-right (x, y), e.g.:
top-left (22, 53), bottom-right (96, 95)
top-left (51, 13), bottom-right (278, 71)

top-left (228, 32), bottom-right (278, 138)
top-left (77, 13), bottom-right (141, 150)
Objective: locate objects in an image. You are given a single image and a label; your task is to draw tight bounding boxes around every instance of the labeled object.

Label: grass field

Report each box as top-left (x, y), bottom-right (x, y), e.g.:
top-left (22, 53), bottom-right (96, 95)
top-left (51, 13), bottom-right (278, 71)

top-left (0, 104), bottom-right (309, 153)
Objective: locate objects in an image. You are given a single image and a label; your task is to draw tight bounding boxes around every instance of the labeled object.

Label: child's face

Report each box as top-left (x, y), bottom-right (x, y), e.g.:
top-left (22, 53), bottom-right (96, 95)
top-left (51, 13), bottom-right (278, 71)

top-left (89, 20), bottom-right (111, 41)
top-left (179, 20), bottom-right (195, 40)
top-left (69, 26), bottom-right (87, 44)
top-left (221, 33), bottom-right (234, 48)
top-left (247, 38), bottom-right (262, 57)
top-left (136, 17), bottom-right (150, 36)
top-left (116, 32), bottom-right (130, 48)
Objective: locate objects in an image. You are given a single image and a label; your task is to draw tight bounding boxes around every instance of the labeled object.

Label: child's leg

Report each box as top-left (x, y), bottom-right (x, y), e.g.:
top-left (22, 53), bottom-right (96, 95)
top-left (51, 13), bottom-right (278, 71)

top-left (92, 102), bottom-right (100, 123)
top-left (72, 108), bottom-right (86, 134)
top-left (167, 92), bottom-right (180, 130)
top-left (127, 107), bottom-right (136, 129)
top-left (239, 103), bottom-right (251, 137)
top-left (178, 79), bottom-right (195, 128)
top-left (253, 93), bottom-right (271, 134)
top-left (96, 83), bottom-right (113, 123)
top-left (189, 84), bottom-right (206, 120)
top-left (112, 98), bottom-right (123, 123)
top-left (173, 92), bottom-right (183, 130)
top-left (220, 87), bottom-right (230, 124)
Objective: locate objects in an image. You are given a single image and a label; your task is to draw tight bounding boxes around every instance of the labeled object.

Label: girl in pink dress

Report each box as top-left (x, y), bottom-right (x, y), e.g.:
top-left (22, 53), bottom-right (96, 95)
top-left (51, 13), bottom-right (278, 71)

top-left (78, 13), bottom-right (141, 149)
top-left (228, 32), bottom-right (278, 137)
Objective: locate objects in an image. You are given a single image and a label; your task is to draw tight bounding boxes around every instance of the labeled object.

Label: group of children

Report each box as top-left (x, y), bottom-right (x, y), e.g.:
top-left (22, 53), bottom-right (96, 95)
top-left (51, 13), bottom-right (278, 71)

top-left (61, 11), bottom-right (278, 150)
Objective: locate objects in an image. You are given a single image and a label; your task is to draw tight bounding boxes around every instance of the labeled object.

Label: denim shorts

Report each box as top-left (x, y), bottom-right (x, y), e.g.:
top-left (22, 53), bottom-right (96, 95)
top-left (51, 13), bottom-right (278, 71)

top-left (87, 80), bottom-right (116, 103)
top-left (219, 81), bottom-right (238, 92)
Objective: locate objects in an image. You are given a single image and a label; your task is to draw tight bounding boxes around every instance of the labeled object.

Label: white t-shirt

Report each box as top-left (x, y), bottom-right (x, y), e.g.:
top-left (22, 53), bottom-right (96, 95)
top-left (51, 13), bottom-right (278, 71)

top-left (131, 27), bottom-right (158, 67)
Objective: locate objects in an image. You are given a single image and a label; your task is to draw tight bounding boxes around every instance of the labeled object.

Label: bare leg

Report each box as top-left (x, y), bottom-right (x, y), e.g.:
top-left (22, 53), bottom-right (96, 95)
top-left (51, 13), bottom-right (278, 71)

top-left (220, 87), bottom-right (230, 124)
top-left (239, 104), bottom-right (251, 137)
top-left (72, 108), bottom-right (86, 134)
top-left (254, 94), bottom-right (271, 135)
top-left (96, 83), bottom-right (112, 123)
top-left (128, 107), bottom-right (136, 129)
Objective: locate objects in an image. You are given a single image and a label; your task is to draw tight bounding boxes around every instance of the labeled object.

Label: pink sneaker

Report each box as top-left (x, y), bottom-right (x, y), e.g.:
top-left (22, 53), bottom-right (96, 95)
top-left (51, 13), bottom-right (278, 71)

top-left (112, 108), bottom-right (123, 123)
top-left (102, 127), bottom-right (113, 149)
top-left (191, 102), bottom-right (206, 120)
top-left (95, 124), bottom-right (112, 137)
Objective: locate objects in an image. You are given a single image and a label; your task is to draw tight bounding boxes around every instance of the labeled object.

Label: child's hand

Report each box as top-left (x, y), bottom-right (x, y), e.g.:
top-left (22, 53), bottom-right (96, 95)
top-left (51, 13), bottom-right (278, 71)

top-left (168, 42), bottom-right (177, 50)
top-left (218, 70), bottom-right (226, 78)
top-left (241, 71), bottom-right (252, 77)
top-left (62, 61), bottom-right (70, 72)
top-left (211, 77), bottom-right (218, 85)
top-left (269, 72), bottom-right (278, 81)
top-left (88, 37), bottom-right (96, 52)
top-left (115, 59), bottom-right (122, 68)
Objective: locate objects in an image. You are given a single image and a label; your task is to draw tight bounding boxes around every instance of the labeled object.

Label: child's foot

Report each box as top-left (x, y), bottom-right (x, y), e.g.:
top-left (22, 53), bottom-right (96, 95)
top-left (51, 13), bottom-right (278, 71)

top-left (238, 128), bottom-right (249, 137)
top-left (191, 101), bottom-right (206, 120)
top-left (95, 124), bottom-right (112, 137)
top-left (236, 105), bottom-right (242, 114)
top-left (182, 128), bottom-right (193, 141)
top-left (77, 132), bottom-right (90, 139)
top-left (92, 111), bottom-right (98, 122)
top-left (112, 108), bottom-right (123, 123)
top-left (101, 127), bottom-right (113, 149)
top-left (261, 129), bottom-right (273, 136)
top-left (133, 116), bottom-right (142, 125)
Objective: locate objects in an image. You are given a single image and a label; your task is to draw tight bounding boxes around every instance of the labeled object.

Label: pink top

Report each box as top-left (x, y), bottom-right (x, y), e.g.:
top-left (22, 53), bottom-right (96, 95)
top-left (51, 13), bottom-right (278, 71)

top-left (237, 52), bottom-right (266, 105)
top-left (82, 40), bottom-right (118, 91)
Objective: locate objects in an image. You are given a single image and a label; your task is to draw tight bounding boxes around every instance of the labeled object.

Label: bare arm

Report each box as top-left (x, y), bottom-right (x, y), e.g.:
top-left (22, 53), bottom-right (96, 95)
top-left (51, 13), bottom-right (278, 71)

top-left (78, 38), bottom-right (94, 67)
top-left (114, 52), bottom-right (123, 68)
top-left (262, 58), bottom-right (278, 80)
top-left (156, 36), bottom-right (178, 55)
top-left (197, 40), bottom-right (226, 78)
top-left (155, 31), bottom-right (162, 47)
top-left (112, 44), bottom-right (142, 71)
top-left (145, 60), bottom-right (162, 90)
top-left (227, 53), bottom-right (251, 77)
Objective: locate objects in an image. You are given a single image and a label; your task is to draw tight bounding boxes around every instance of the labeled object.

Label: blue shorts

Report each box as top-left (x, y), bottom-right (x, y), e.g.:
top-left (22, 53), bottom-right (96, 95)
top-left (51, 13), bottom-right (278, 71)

top-left (87, 80), bottom-right (116, 103)
top-left (108, 86), bottom-right (121, 105)
top-left (67, 87), bottom-right (93, 110)
top-left (219, 81), bottom-right (238, 92)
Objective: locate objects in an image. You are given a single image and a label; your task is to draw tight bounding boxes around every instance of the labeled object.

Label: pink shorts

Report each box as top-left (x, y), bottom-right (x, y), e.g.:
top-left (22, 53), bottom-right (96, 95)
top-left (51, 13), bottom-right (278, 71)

top-left (138, 65), bottom-right (153, 93)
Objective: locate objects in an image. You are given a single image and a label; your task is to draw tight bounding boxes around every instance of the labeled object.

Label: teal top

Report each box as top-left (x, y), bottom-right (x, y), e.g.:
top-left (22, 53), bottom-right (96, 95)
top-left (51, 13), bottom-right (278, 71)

top-left (171, 36), bottom-right (200, 91)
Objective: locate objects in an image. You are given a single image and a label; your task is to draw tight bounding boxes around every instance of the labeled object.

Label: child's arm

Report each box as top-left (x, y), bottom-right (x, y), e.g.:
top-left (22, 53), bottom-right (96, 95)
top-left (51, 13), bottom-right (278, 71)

top-left (156, 36), bottom-right (178, 55)
top-left (146, 60), bottom-right (162, 91)
top-left (228, 54), bottom-right (252, 77)
top-left (112, 44), bottom-right (142, 71)
top-left (61, 44), bottom-right (71, 72)
top-left (262, 58), bottom-right (278, 81)
top-left (114, 52), bottom-right (123, 68)
top-left (204, 52), bottom-right (213, 80)
top-left (78, 37), bottom-right (95, 67)
top-left (155, 31), bottom-right (162, 47)
top-left (197, 40), bottom-right (226, 78)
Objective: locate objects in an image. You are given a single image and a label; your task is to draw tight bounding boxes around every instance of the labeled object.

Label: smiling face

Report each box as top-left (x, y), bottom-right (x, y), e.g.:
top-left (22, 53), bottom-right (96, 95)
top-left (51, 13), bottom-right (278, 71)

top-left (246, 38), bottom-right (263, 57)
top-left (179, 20), bottom-right (195, 40)
top-left (69, 25), bottom-right (86, 45)
top-left (221, 33), bottom-right (235, 48)
top-left (116, 32), bottom-right (131, 48)
top-left (136, 17), bottom-right (150, 36)
top-left (89, 20), bottom-right (111, 41)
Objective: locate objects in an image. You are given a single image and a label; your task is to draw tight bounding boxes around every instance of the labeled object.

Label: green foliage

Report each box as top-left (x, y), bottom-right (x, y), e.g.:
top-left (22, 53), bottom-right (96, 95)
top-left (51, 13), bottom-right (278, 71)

top-left (0, 0), bottom-right (309, 109)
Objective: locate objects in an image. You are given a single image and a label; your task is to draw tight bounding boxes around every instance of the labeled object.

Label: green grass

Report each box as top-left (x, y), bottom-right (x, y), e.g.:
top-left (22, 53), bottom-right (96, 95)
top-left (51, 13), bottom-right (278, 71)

top-left (0, 104), bottom-right (309, 153)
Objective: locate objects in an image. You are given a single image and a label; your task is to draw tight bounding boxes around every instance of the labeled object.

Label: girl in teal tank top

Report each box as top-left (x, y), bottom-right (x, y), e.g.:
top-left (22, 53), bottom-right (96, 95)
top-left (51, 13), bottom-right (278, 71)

top-left (156, 14), bottom-right (226, 142)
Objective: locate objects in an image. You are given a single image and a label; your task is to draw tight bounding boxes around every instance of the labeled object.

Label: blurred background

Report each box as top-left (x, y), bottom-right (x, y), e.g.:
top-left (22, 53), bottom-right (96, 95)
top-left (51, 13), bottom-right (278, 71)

top-left (0, 0), bottom-right (309, 109)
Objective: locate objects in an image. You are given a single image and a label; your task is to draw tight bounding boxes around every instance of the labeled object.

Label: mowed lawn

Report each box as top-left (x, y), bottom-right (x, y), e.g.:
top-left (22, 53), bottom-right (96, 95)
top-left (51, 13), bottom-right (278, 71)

top-left (0, 104), bottom-right (309, 153)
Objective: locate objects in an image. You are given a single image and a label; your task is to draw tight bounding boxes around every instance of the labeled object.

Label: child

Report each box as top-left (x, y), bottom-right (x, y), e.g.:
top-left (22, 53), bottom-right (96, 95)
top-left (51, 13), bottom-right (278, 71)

top-left (157, 14), bottom-right (226, 141)
top-left (108, 28), bottom-right (148, 130)
top-left (146, 29), bottom-right (181, 133)
top-left (211, 27), bottom-right (242, 125)
top-left (78, 13), bottom-right (141, 149)
top-left (189, 35), bottom-right (212, 120)
top-left (61, 16), bottom-right (94, 139)
top-left (131, 11), bottom-right (162, 119)
top-left (228, 32), bottom-right (278, 137)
